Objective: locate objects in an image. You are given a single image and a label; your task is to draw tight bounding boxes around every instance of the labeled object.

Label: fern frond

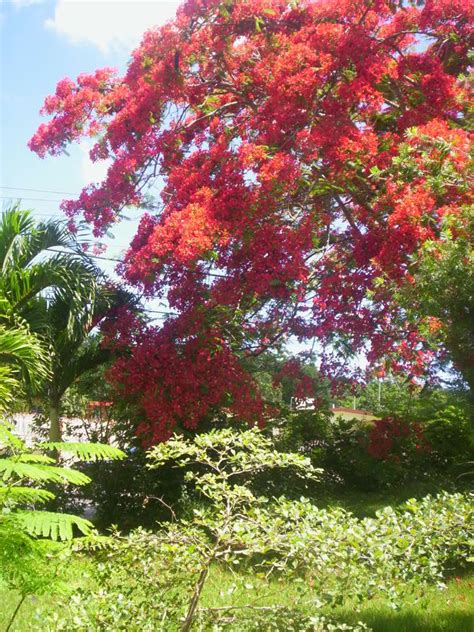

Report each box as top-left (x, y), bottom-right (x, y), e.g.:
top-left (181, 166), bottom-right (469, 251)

top-left (0, 486), bottom-right (54, 504)
top-left (42, 442), bottom-right (125, 462)
top-left (0, 459), bottom-right (91, 485)
top-left (12, 510), bottom-right (93, 541)
top-left (16, 453), bottom-right (55, 464)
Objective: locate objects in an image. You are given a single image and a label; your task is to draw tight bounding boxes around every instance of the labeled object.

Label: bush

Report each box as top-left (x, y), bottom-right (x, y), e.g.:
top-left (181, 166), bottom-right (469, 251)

top-left (259, 492), bottom-right (473, 601)
top-left (274, 404), bottom-right (473, 491)
top-left (47, 429), bottom-right (473, 630)
top-left (69, 448), bottom-right (187, 531)
top-left (423, 405), bottom-right (474, 471)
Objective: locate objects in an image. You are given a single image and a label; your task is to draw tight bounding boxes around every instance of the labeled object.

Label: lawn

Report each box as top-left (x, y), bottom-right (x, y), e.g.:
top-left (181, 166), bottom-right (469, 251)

top-left (199, 569), bottom-right (474, 631)
top-left (2, 569), bottom-right (472, 631)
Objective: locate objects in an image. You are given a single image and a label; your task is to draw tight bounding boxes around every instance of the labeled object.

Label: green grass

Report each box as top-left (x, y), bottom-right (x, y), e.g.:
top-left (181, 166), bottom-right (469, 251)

top-left (1, 589), bottom-right (57, 631)
top-left (0, 555), bottom-right (91, 632)
top-left (2, 571), bottom-right (473, 631)
top-left (314, 479), bottom-right (465, 518)
top-left (333, 575), bottom-right (474, 632)
top-left (199, 568), bottom-right (474, 631)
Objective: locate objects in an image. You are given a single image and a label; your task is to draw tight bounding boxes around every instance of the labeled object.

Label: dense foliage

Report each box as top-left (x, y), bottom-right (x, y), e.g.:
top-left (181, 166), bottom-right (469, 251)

top-left (31, 0), bottom-right (473, 440)
top-left (275, 399), bottom-right (474, 491)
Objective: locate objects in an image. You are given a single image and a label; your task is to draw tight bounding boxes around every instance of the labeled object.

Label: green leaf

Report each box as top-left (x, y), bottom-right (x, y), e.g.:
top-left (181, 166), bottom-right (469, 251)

top-left (13, 510), bottom-right (93, 541)
top-left (0, 486), bottom-right (55, 505)
top-left (0, 458), bottom-right (91, 485)
top-left (41, 442), bottom-right (125, 462)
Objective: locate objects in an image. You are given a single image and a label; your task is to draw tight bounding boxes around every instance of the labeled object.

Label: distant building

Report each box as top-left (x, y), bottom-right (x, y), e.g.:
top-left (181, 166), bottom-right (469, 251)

top-left (10, 401), bottom-right (116, 446)
top-left (10, 412), bottom-right (37, 444)
top-left (330, 406), bottom-right (379, 423)
top-left (291, 398), bottom-right (379, 423)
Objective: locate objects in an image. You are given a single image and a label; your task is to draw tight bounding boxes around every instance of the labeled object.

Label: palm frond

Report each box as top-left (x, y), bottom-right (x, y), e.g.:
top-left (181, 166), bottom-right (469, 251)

top-left (53, 343), bottom-right (111, 399)
top-left (0, 205), bottom-right (85, 271)
top-left (0, 324), bottom-right (49, 404)
top-left (0, 205), bottom-right (36, 272)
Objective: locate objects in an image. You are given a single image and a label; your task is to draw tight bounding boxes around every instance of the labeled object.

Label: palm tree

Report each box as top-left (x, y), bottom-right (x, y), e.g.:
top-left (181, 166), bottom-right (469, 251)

top-left (0, 204), bottom-right (137, 440)
top-left (0, 203), bottom-right (98, 317)
top-left (34, 284), bottom-right (134, 441)
top-left (0, 312), bottom-right (49, 412)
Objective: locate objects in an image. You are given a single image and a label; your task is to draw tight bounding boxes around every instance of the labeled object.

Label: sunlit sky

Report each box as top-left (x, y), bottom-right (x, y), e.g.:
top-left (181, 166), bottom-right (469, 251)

top-left (0, 0), bottom-right (180, 287)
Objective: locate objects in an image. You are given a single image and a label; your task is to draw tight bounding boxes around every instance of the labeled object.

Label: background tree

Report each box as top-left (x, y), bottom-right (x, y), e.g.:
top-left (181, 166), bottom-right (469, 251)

top-left (396, 206), bottom-right (474, 394)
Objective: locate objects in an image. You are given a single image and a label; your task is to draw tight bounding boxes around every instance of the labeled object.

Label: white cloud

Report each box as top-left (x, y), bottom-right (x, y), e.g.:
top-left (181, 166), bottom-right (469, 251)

top-left (11, 0), bottom-right (44, 7)
top-left (45, 0), bottom-right (180, 54)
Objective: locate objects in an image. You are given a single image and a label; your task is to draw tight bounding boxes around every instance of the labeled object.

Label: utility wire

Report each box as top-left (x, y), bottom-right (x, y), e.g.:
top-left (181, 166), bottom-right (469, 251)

top-left (2, 198), bottom-right (229, 277)
top-left (0, 185), bottom-right (79, 196)
top-left (0, 195), bottom-right (68, 203)
top-left (47, 247), bottom-right (123, 264)
top-left (46, 248), bottom-right (230, 278)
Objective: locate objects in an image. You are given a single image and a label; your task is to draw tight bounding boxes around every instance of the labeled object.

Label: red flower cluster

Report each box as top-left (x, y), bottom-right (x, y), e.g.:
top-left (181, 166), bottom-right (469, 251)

top-left (101, 308), bottom-right (266, 443)
top-left (273, 358), bottom-right (319, 401)
top-left (367, 416), bottom-right (429, 461)
top-left (30, 0), bottom-right (473, 440)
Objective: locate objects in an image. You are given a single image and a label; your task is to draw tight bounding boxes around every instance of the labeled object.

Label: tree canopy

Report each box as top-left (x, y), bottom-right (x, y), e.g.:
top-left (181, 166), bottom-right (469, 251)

top-left (30, 0), bottom-right (473, 442)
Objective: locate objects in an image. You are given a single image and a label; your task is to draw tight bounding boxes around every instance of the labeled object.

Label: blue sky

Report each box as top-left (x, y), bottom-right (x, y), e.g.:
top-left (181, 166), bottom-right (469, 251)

top-left (0, 0), bottom-right (179, 281)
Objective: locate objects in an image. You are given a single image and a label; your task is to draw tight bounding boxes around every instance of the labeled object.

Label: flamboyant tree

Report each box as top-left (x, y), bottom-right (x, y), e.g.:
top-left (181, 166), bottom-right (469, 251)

top-left (30, 0), bottom-right (473, 442)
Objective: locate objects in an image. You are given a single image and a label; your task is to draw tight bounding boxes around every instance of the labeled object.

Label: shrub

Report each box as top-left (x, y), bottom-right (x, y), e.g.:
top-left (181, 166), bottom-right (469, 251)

top-left (423, 405), bottom-right (474, 471)
top-left (48, 429), bottom-right (473, 630)
top-left (258, 492), bottom-right (473, 603)
top-left (275, 405), bottom-right (472, 491)
top-left (61, 447), bottom-right (187, 531)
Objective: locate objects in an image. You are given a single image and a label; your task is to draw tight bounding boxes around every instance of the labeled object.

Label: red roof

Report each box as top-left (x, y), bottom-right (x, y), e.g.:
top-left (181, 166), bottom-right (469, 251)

top-left (87, 401), bottom-right (113, 408)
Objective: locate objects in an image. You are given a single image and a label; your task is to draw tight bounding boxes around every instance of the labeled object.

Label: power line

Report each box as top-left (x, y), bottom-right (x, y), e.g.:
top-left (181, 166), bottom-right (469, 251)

top-left (19, 213), bottom-right (63, 219)
top-left (0, 185), bottom-right (79, 196)
top-left (47, 247), bottom-right (122, 263)
top-left (0, 195), bottom-right (66, 203)
top-left (46, 247), bottom-right (230, 278)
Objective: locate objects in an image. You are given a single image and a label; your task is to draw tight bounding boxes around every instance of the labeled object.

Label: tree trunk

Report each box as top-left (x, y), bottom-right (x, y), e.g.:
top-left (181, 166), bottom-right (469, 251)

top-left (49, 400), bottom-right (62, 442)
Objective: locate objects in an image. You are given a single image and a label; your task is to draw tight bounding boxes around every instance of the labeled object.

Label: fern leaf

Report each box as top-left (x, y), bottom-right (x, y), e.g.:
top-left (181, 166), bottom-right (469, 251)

top-left (42, 442), bottom-right (125, 462)
top-left (0, 459), bottom-right (91, 485)
top-left (16, 453), bottom-right (55, 464)
top-left (0, 486), bottom-right (55, 504)
top-left (13, 510), bottom-right (93, 541)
